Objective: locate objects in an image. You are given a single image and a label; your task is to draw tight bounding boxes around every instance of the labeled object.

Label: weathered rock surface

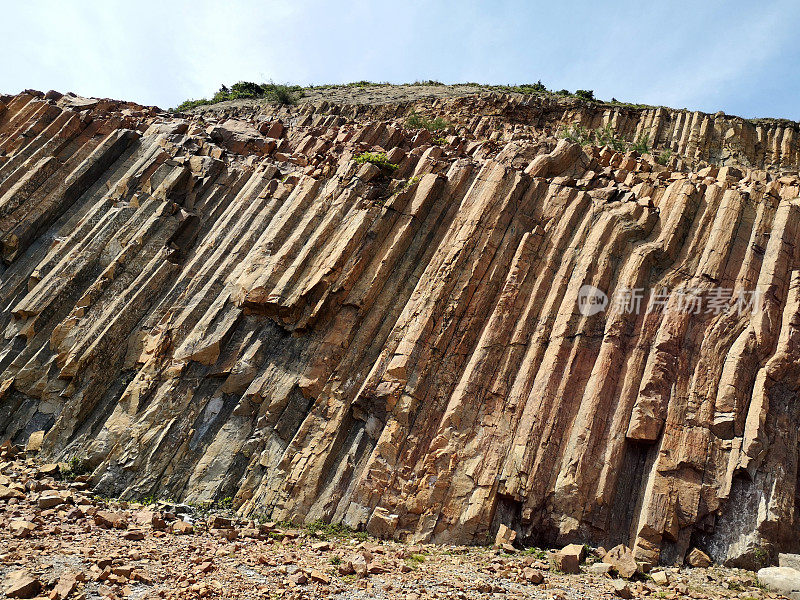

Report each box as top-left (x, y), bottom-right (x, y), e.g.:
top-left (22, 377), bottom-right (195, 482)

top-left (1, 87), bottom-right (800, 570)
top-left (757, 566), bottom-right (800, 599)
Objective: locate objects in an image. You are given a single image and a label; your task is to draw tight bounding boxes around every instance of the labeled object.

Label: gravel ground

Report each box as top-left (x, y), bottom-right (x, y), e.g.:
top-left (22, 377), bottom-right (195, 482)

top-left (0, 452), bottom-right (785, 600)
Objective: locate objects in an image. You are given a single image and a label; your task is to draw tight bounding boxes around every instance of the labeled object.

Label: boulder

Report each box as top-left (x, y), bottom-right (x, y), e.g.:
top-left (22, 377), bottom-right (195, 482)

top-left (494, 524), bottom-right (517, 547)
top-left (3, 571), bottom-right (41, 599)
top-left (24, 431), bottom-right (45, 453)
top-left (781, 554), bottom-right (800, 571)
top-left (602, 545), bottom-right (638, 579)
top-left (651, 570), bottom-right (669, 585)
top-left (611, 579), bottom-right (633, 599)
top-left (555, 544), bottom-right (585, 574)
top-left (686, 548), bottom-right (712, 568)
top-left (94, 511), bottom-right (127, 529)
top-left (757, 567), bottom-right (800, 600)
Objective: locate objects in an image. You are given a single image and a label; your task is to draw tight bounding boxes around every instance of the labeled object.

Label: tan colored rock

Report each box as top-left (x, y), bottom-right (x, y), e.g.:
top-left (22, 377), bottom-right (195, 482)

top-left (94, 511), bottom-right (127, 529)
top-left (171, 520), bottom-right (194, 534)
top-left (651, 570), bottom-right (669, 585)
top-left (602, 546), bottom-right (638, 579)
top-left (611, 579), bottom-right (633, 598)
top-left (3, 571), bottom-right (41, 598)
top-left (522, 567), bottom-right (544, 583)
top-left (9, 520), bottom-right (36, 538)
top-left (554, 546), bottom-right (581, 574)
top-left (494, 524), bottom-right (517, 547)
top-left (51, 572), bottom-right (80, 599)
top-left (686, 548), bottom-right (712, 568)
top-left (24, 431), bottom-right (45, 453)
top-left (38, 492), bottom-right (64, 509)
top-left (1, 88), bottom-right (800, 568)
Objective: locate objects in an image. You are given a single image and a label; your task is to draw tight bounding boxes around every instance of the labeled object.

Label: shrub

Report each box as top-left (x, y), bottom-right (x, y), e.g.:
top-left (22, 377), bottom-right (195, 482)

top-left (431, 136), bottom-right (448, 146)
top-left (406, 111), bottom-right (450, 131)
top-left (559, 123), bottom-right (593, 146)
top-left (263, 83), bottom-right (300, 105)
top-left (229, 81), bottom-right (263, 98)
top-left (575, 89), bottom-right (595, 101)
top-left (595, 123), bottom-right (626, 151)
top-left (61, 456), bottom-right (90, 481)
top-left (172, 81), bottom-right (303, 112)
top-left (214, 496), bottom-right (234, 510)
top-left (656, 148), bottom-right (673, 166)
top-left (631, 133), bottom-right (650, 154)
top-left (354, 152), bottom-right (398, 171)
top-left (175, 98), bottom-right (212, 112)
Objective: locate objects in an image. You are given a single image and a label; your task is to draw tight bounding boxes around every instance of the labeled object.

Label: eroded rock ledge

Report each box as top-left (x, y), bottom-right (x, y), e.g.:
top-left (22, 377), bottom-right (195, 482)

top-left (1, 89), bottom-right (799, 570)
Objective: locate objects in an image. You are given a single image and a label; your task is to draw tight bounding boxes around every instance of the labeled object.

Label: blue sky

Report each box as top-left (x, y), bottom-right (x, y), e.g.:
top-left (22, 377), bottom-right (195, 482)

top-left (3, 0), bottom-right (800, 119)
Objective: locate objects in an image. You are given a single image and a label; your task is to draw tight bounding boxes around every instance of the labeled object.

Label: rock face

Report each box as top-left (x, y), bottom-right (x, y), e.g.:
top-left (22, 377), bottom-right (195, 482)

top-left (1, 88), bottom-right (800, 569)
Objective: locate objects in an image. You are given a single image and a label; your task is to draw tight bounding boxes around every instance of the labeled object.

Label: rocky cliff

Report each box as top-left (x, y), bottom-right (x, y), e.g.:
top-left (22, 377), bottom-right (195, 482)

top-left (1, 88), bottom-right (799, 569)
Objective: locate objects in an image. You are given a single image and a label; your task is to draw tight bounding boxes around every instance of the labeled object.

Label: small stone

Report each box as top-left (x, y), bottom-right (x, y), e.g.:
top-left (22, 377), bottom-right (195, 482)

top-left (9, 520), bottom-right (36, 538)
top-left (122, 529), bottom-right (145, 540)
top-left (211, 527), bottom-right (238, 540)
top-left (208, 515), bottom-right (233, 529)
top-left (288, 572), bottom-right (307, 585)
top-left (612, 579), bottom-right (633, 599)
top-left (38, 492), bottom-right (65, 509)
top-left (51, 572), bottom-right (79, 599)
top-left (588, 562), bottom-right (613, 575)
top-left (312, 541), bottom-right (331, 551)
top-left (197, 561), bottom-right (214, 574)
top-left (338, 561), bottom-right (355, 576)
top-left (310, 570), bottom-right (330, 584)
top-left (171, 520), bottom-right (193, 534)
top-left (522, 567), bottom-right (544, 584)
top-left (651, 570), bottom-right (669, 585)
top-left (0, 485), bottom-right (25, 500)
top-left (37, 463), bottom-right (60, 477)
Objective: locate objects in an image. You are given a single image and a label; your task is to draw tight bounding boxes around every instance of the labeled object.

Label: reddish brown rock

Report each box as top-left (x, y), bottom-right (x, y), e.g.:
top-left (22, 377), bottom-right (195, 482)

top-left (602, 545), bottom-right (638, 579)
top-left (94, 511), bottom-right (127, 529)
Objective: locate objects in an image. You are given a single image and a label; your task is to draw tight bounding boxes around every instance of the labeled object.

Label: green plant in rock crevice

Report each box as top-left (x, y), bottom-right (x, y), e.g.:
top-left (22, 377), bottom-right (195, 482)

top-left (354, 152), bottom-right (398, 171)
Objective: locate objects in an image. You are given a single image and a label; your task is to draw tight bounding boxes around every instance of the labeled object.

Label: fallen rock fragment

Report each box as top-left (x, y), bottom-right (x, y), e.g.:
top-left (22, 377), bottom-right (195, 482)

top-left (611, 579), bottom-right (633, 599)
top-left (3, 571), bottom-right (41, 599)
top-left (555, 544), bottom-right (584, 574)
top-left (650, 570), bottom-right (669, 585)
top-left (686, 547), bottom-right (712, 568)
top-left (602, 545), bottom-right (638, 579)
top-left (171, 520), bottom-right (194, 534)
top-left (94, 510), bottom-right (127, 529)
top-left (757, 566), bottom-right (800, 599)
top-left (494, 524), bottom-right (517, 547)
